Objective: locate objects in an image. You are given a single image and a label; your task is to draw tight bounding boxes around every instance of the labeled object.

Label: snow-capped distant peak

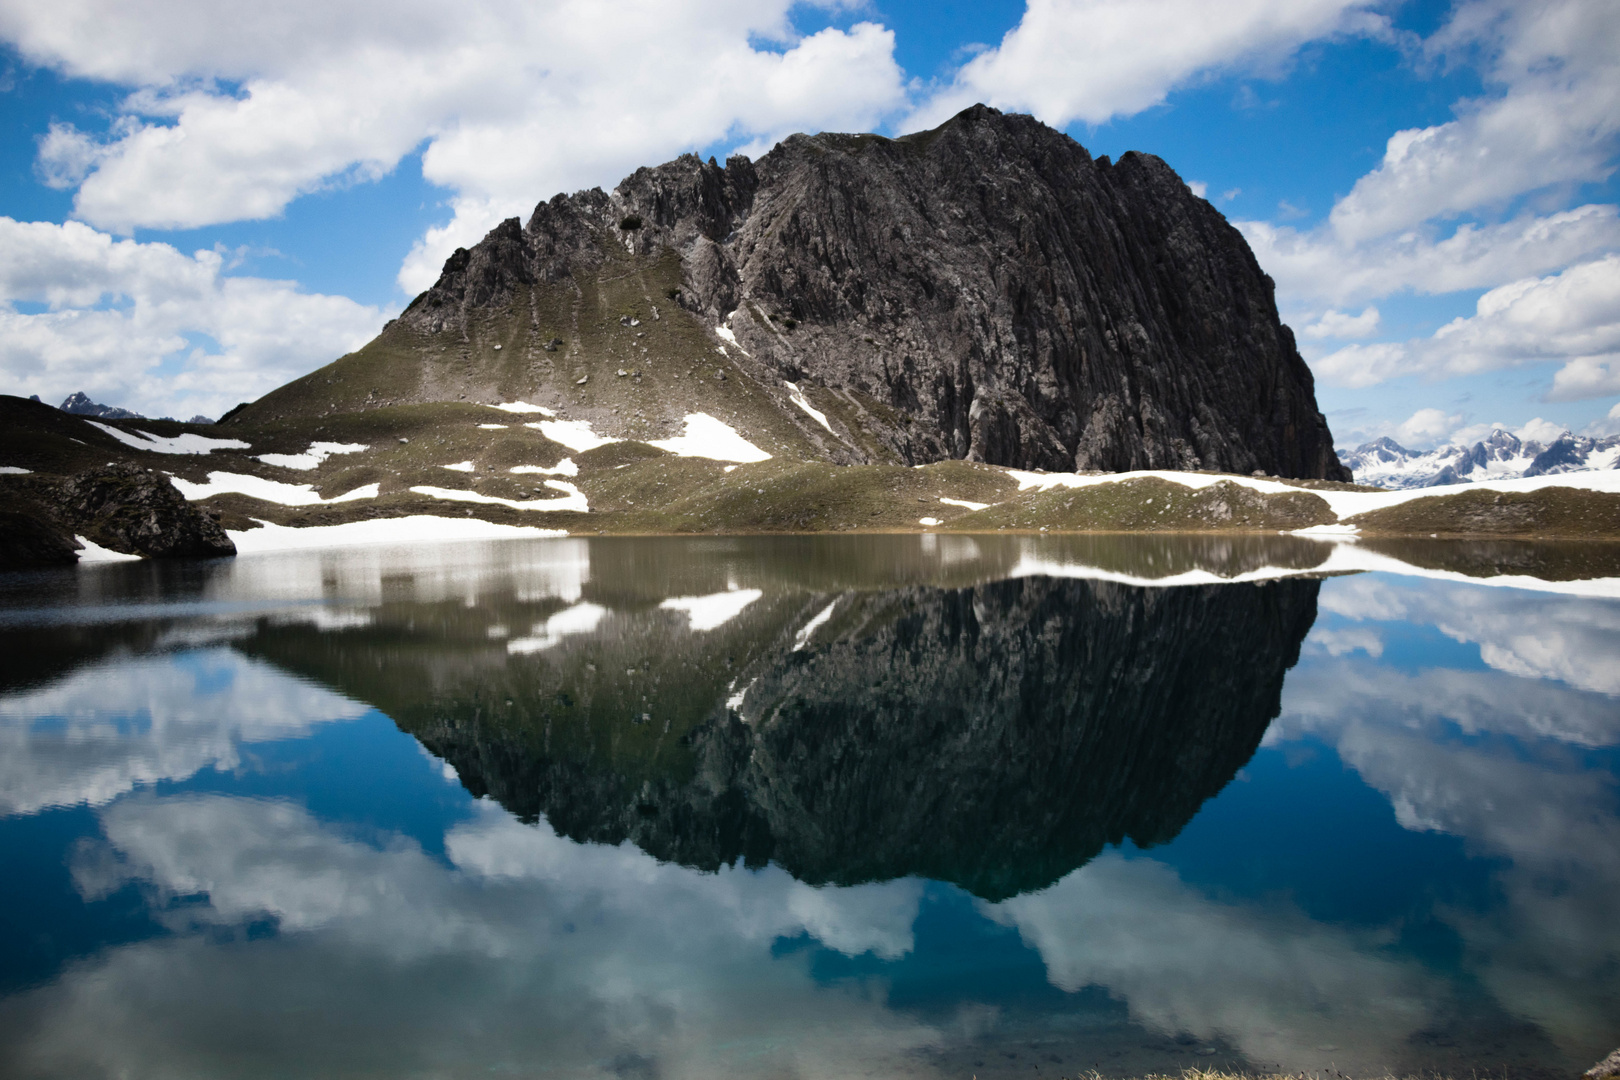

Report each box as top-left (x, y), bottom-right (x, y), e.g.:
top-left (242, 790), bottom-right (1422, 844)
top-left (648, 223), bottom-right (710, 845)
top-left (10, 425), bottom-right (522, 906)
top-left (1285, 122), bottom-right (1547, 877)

top-left (1340, 428), bottom-right (1620, 489)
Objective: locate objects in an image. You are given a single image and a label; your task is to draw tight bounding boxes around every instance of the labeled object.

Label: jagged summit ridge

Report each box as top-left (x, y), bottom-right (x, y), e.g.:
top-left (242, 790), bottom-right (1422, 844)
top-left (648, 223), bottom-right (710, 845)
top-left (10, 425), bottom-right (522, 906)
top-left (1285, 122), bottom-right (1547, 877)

top-left (345, 106), bottom-right (1348, 479)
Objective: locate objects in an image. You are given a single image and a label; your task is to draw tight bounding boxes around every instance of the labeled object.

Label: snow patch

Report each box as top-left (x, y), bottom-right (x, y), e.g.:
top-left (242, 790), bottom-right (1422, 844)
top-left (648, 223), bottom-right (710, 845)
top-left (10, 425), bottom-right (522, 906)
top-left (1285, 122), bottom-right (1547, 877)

top-left (715, 325), bottom-right (749, 354)
top-left (531, 419), bottom-right (619, 453)
top-left (478, 424), bottom-right (508, 430)
top-left (659, 589), bottom-right (763, 631)
top-left (918, 517), bottom-right (941, 526)
top-left (784, 382), bottom-right (832, 433)
top-left (1293, 523), bottom-right (1361, 537)
top-left (793, 599), bottom-right (839, 651)
top-left (491, 402), bottom-right (556, 416)
top-left (228, 516), bottom-right (565, 554)
top-left (88, 421), bottom-right (250, 455)
top-left (441, 461), bottom-right (475, 473)
top-left (170, 472), bottom-right (378, 506)
top-left (256, 442), bottom-right (367, 470)
top-left (73, 535), bottom-right (141, 563)
top-left (0, 466), bottom-right (32, 475)
top-left (507, 602), bottom-right (608, 654)
top-left (510, 459), bottom-right (579, 477)
top-left (650, 413), bottom-right (770, 463)
top-left (940, 497), bottom-right (989, 511)
top-left (410, 481), bottom-right (589, 513)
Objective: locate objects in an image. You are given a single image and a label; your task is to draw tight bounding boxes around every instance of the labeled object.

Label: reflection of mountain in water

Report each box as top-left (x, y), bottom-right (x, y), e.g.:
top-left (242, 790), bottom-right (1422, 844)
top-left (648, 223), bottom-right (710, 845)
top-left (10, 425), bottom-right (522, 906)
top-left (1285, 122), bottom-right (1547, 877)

top-left (241, 570), bottom-right (1319, 900)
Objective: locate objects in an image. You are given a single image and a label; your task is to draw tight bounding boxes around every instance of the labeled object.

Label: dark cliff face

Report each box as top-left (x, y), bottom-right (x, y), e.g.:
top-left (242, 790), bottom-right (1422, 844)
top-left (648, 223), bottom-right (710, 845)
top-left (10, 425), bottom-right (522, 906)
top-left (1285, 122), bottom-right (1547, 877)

top-left (239, 564), bottom-right (1321, 901)
top-left (399, 105), bottom-right (1347, 480)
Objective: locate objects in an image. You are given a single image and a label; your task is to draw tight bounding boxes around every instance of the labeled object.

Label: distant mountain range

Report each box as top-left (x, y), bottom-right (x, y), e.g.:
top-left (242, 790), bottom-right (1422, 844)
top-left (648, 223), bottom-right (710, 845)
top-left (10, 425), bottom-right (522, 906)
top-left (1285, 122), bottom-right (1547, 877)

top-left (1341, 428), bottom-right (1620, 489)
top-left (43, 392), bottom-right (212, 425)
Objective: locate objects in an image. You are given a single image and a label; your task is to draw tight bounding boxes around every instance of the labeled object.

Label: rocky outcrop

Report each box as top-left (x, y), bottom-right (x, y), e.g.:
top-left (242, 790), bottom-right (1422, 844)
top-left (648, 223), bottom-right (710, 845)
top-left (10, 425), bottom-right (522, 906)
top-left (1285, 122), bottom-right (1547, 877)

top-left (57, 464), bottom-right (236, 559)
top-left (393, 105), bottom-right (1347, 479)
top-left (0, 463), bottom-right (236, 568)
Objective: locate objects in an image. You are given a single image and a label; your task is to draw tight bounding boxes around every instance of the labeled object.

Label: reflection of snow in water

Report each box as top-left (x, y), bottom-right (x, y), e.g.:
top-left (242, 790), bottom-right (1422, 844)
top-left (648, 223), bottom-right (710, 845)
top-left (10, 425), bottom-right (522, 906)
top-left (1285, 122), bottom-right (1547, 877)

top-left (506, 601), bottom-right (608, 654)
top-left (659, 589), bottom-right (762, 631)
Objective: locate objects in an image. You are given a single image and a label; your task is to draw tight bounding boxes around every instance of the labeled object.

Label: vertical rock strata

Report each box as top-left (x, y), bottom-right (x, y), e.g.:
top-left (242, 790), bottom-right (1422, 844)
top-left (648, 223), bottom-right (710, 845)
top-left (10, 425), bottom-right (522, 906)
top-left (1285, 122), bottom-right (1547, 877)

top-left (398, 105), bottom-right (1347, 479)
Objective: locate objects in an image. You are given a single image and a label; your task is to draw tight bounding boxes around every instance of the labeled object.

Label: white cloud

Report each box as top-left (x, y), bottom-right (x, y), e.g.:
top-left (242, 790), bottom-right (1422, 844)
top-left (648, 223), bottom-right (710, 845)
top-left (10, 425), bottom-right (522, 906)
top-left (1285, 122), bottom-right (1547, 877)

top-left (1243, 203), bottom-right (1620, 308)
top-left (1, 0), bottom-right (907, 295)
top-left (1187, 179), bottom-right (1207, 198)
top-left (0, 217), bottom-right (385, 417)
top-left (905, 0), bottom-right (1384, 131)
top-left (1309, 255), bottom-right (1620, 394)
top-left (1329, 0), bottom-right (1620, 244)
top-left (1301, 305), bottom-right (1380, 339)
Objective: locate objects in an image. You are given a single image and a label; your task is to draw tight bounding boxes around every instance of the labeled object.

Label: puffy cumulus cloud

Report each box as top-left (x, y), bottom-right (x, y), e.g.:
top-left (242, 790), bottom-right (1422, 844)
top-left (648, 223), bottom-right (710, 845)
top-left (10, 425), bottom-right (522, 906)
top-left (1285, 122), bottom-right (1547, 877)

top-left (1300, 305), bottom-right (1380, 339)
top-left (0, 648), bottom-right (367, 816)
top-left (1242, 203), bottom-right (1620, 308)
top-left (983, 854), bottom-right (1437, 1074)
top-left (0, 217), bottom-right (384, 418)
top-left (2, 0), bottom-right (907, 288)
top-left (1329, 0), bottom-right (1620, 244)
top-left (2, 792), bottom-right (936, 1078)
top-left (1309, 255), bottom-right (1620, 392)
top-left (905, 0), bottom-right (1384, 131)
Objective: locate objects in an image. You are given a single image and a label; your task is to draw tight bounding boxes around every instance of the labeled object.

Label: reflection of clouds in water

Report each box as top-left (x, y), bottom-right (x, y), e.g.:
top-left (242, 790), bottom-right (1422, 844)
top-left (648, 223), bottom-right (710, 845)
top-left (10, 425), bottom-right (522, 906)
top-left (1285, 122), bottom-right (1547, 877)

top-left (9, 793), bottom-right (934, 1080)
top-left (1305, 625), bottom-right (1383, 657)
top-left (1275, 660), bottom-right (1620, 749)
top-left (1320, 576), bottom-right (1620, 694)
top-left (1275, 678), bottom-right (1620, 1052)
top-left (202, 537), bottom-right (592, 609)
top-left (0, 650), bottom-right (365, 816)
top-left (1278, 591), bottom-right (1620, 1061)
top-left (985, 853), bottom-right (1435, 1074)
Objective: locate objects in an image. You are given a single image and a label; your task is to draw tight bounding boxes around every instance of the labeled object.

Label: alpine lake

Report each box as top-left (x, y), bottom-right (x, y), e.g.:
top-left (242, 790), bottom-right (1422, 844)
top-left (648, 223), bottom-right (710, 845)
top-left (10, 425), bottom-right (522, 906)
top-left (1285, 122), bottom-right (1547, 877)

top-left (1, 532), bottom-right (1616, 1079)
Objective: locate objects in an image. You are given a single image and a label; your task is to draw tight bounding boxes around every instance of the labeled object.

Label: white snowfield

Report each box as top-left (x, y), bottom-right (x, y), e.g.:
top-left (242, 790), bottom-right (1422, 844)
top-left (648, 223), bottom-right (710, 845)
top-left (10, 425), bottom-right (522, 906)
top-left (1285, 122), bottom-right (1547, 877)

top-left (88, 421), bottom-right (250, 455)
top-left (229, 516), bottom-right (566, 554)
top-left (491, 402), bottom-right (555, 415)
top-left (410, 481), bottom-right (589, 513)
top-left (170, 472), bottom-right (379, 506)
top-left (441, 461), bottom-right (475, 472)
top-left (477, 424), bottom-right (508, 430)
top-left (659, 589), bottom-right (762, 631)
top-left (73, 535), bottom-right (141, 563)
top-left (256, 442), bottom-right (367, 470)
top-left (0, 466), bottom-right (31, 475)
top-left (940, 497), bottom-right (989, 511)
top-left (511, 459), bottom-right (579, 477)
top-left (530, 419), bottom-right (618, 453)
top-left (650, 413), bottom-right (771, 463)
top-left (784, 382), bottom-right (833, 433)
top-left (1000, 467), bottom-right (1620, 523)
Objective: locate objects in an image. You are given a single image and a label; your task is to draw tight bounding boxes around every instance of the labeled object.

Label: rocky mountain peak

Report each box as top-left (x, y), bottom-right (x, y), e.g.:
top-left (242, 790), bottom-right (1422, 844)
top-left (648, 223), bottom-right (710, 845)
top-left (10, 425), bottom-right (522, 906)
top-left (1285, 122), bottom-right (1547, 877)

top-left (354, 105), bottom-right (1349, 479)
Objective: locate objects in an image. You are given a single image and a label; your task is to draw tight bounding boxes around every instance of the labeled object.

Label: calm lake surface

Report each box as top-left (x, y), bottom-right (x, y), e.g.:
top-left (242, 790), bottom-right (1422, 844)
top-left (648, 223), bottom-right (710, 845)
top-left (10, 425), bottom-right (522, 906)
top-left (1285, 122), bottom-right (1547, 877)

top-left (0, 534), bottom-right (1615, 1079)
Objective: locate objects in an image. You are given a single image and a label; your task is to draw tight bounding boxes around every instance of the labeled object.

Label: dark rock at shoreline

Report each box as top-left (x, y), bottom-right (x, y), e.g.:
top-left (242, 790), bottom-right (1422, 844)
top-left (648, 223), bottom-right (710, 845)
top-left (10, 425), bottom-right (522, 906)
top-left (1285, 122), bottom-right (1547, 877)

top-left (397, 105), bottom-right (1348, 480)
top-left (0, 510), bottom-right (80, 568)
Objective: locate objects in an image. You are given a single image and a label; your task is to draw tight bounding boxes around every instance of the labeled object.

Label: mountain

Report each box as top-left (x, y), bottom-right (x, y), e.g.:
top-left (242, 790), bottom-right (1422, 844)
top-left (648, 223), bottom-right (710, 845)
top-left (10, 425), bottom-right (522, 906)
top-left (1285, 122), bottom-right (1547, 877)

top-left (232, 104), bottom-right (1349, 481)
top-left (1341, 429), bottom-right (1620, 489)
top-left (57, 392), bottom-right (140, 420)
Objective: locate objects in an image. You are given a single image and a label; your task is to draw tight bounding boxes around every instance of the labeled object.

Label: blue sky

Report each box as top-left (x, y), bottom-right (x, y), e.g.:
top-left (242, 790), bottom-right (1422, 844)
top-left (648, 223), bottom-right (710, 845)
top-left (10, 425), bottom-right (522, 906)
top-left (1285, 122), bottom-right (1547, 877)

top-left (0, 0), bottom-right (1616, 450)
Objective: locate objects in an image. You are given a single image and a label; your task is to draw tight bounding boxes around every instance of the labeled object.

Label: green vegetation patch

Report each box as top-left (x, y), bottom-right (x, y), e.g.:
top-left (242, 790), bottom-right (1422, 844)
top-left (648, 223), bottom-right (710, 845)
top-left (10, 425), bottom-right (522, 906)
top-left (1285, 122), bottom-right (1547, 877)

top-left (1347, 486), bottom-right (1620, 538)
top-left (951, 477), bottom-right (1335, 533)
